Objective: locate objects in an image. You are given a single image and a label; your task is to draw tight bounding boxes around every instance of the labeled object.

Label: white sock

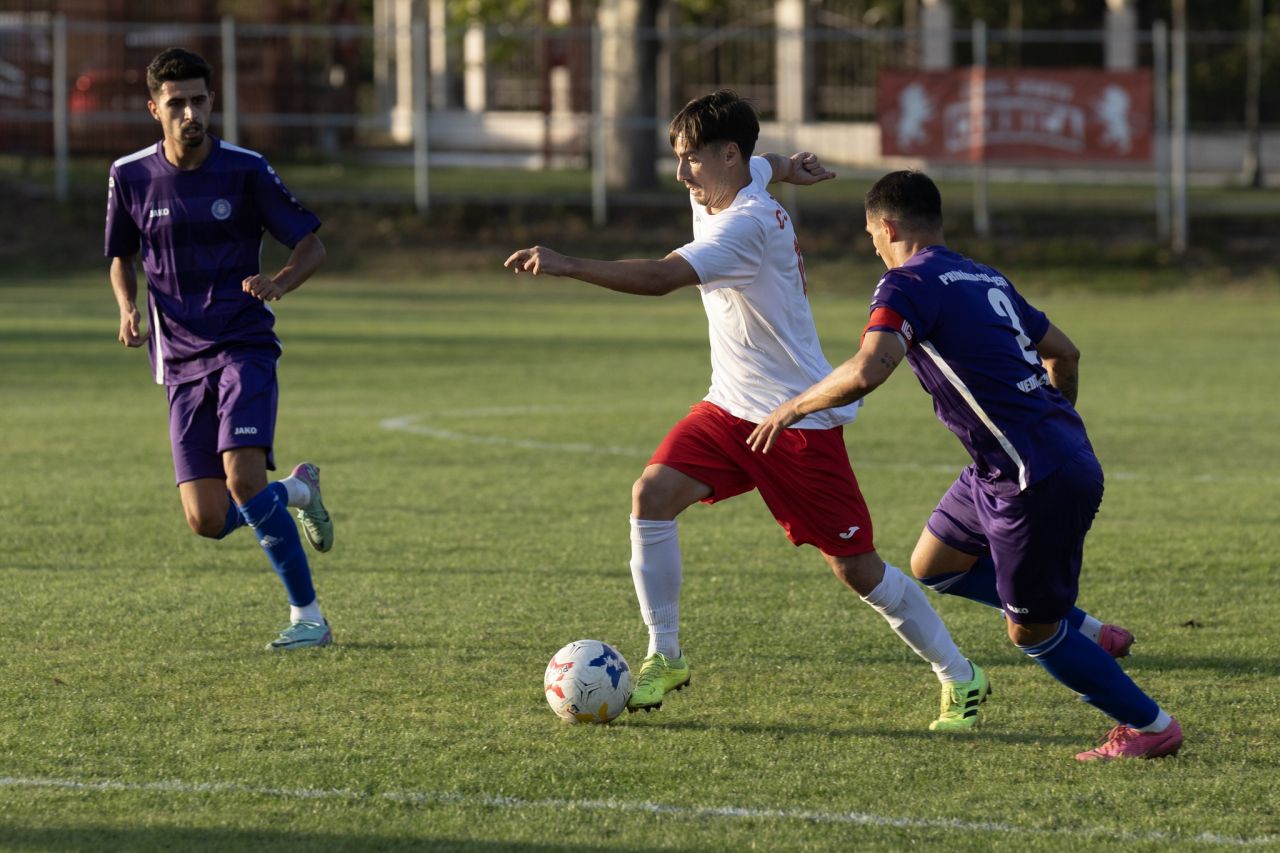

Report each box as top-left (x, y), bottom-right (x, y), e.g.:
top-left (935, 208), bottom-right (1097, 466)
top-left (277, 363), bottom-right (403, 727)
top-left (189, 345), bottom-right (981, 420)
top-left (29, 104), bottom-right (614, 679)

top-left (1077, 613), bottom-right (1104, 644)
top-left (291, 600), bottom-right (323, 624)
top-left (861, 563), bottom-right (972, 684)
top-left (1138, 710), bottom-right (1173, 733)
top-left (629, 516), bottom-right (682, 658)
top-left (279, 475), bottom-right (312, 509)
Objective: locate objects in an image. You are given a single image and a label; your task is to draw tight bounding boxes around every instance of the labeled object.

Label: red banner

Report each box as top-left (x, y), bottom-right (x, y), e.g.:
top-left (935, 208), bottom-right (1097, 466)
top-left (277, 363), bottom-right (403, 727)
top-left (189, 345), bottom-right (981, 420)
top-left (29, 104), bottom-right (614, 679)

top-left (877, 68), bottom-right (1153, 162)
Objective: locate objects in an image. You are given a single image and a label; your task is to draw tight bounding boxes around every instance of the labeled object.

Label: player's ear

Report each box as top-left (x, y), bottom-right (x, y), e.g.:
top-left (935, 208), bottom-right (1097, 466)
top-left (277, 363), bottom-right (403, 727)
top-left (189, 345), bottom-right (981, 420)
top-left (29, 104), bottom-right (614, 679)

top-left (147, 98), bottom-right (159, 121)
top-left (721, 141), bottom-right (740, 166)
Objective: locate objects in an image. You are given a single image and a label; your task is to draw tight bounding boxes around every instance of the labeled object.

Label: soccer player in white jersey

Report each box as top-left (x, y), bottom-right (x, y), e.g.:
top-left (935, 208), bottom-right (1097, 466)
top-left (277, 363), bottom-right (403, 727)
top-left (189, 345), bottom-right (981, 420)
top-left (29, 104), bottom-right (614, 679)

top-left (506, 90), bottom-right (989, 729)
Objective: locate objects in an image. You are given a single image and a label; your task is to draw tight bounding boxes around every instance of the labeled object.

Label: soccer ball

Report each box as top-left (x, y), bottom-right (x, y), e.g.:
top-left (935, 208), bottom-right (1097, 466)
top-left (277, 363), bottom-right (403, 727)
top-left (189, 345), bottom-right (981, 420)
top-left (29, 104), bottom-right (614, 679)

top-left (543, 639), bottom-right (632, 724)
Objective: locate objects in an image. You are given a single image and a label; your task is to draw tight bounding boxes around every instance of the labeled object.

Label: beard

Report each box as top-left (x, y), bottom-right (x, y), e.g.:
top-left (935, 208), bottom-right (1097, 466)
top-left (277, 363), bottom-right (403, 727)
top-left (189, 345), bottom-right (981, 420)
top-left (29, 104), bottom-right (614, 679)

top-left (179, 123), bottom-right (205, 147)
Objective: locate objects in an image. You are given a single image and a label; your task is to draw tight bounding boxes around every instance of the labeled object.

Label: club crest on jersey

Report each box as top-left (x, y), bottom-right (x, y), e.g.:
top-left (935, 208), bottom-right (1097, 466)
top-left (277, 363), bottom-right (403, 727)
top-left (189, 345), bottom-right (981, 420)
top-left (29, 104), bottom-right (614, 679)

top-left (211, 198), bottom-right (232, 220)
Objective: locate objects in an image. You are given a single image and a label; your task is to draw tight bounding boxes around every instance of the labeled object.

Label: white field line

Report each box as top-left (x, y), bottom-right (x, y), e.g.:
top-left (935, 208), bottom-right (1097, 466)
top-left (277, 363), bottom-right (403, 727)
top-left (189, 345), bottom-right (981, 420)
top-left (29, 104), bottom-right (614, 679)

top-left (380, 410), bottom-right (1276, 483)
top-left (0, 775), bottom-right (1273, 847)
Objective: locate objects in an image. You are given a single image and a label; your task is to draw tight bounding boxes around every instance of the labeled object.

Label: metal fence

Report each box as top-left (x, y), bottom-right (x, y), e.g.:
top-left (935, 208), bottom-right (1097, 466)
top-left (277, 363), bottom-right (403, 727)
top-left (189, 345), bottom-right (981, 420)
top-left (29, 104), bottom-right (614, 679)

top-left (1, 14), bottom-right (1276, 242)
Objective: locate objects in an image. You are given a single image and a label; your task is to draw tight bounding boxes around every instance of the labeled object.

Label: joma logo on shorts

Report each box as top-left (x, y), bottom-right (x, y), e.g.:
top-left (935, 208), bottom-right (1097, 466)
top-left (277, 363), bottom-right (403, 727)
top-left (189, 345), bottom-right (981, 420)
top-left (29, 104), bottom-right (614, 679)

top-left (234, 426), bottom-right (258, 435)
top-left (1005, 604), bottom-right (1030, 615)
top-left (149, 207), bottom-right (171, 219)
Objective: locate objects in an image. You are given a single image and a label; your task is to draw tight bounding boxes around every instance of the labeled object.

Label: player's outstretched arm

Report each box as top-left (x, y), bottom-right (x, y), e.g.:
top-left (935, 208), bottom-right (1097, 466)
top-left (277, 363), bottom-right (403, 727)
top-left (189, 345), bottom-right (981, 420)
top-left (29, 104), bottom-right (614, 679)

top-left (504, 246), bottom-right (700, 297)
top-left (747, 331), bottom-right (905, 453)
top-left (762, 152), bottom-right (836, 187)
top-left (109, 254), bottom-right (148, 348)
top-left (243, 232), bottom-right (327, 302)
top-left (1036, 323), bottom-right (1081, 406)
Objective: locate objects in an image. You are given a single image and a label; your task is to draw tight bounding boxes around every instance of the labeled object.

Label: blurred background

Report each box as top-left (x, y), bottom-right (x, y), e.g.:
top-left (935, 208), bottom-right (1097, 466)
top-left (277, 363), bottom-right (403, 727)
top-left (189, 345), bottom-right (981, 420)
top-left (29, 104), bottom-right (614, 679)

top-left (1, 0), bottom-right (1277, 266)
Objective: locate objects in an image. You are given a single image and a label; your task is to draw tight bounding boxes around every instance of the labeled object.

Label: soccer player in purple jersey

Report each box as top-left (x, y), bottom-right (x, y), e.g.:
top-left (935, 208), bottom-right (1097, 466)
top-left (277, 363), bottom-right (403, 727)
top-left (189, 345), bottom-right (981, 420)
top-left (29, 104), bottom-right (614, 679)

top-left (749, 170), bottom-right (1183, 761)
top-left (105, 48), bottom-right (336, 650)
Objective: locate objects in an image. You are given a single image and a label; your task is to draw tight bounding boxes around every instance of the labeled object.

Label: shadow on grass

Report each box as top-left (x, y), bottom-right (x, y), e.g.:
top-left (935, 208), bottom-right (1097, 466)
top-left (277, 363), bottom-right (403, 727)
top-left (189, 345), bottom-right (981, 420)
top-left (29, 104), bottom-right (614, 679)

top-left (0, 826), bottom-right (661, 852)
top-left (643, 717), bottom-right (1088, 746)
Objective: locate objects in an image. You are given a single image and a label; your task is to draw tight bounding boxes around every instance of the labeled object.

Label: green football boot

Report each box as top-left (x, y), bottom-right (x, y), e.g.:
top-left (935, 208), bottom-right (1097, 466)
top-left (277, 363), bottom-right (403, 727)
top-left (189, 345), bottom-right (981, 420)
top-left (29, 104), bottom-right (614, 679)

top-left (929, 661), bottom-right (990, 732)
top-left (291, 462), bottom-right (334, 553)
top-left (626, 651), bottom-right (691, 712)
top-left (266, 619), bottom-right (333, 650)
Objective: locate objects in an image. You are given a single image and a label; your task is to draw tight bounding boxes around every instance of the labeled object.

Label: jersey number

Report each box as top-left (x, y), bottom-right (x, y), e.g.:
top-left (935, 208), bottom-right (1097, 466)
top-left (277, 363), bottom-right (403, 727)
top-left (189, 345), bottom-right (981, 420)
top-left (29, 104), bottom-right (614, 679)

top-left (987, 288), bottom-right (1038, 365)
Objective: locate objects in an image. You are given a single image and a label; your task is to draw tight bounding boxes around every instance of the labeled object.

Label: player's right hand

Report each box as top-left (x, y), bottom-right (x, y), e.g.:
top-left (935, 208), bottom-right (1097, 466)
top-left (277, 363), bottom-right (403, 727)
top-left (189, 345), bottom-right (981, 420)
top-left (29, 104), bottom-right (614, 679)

top-left (118, 307), bottom-right (148, 347)
top-left (504, 246), bottom-right (565, 276)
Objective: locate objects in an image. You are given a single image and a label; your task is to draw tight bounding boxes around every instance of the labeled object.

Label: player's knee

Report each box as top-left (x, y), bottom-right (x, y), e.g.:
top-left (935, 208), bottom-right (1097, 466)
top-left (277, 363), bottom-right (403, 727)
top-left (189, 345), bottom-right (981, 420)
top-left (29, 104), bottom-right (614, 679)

top-left (826, 551), bottom-right (885, 597)
top-left (1007, 620), bottom-right (1059, 648)
top-left (631, 475), bottom-right (675, 520)
top-left (224, 476), bottom-right (262, 506)
top-left (186, 510), bottom-right (225, 539)
top-left (908, 546), bottom-right (930, 579)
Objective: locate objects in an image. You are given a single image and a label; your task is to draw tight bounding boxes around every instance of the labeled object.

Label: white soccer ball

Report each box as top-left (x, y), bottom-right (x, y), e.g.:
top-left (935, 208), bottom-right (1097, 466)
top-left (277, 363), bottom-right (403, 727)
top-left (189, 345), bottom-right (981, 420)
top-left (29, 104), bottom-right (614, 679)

top-left (543, 639), bottom-right (632, 724)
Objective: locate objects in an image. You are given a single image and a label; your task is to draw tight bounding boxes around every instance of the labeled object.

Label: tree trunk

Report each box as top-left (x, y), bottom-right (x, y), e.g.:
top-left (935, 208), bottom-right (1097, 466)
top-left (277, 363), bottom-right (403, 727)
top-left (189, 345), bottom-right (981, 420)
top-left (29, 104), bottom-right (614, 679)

top-left (600, 0), bottom-right (663, 190)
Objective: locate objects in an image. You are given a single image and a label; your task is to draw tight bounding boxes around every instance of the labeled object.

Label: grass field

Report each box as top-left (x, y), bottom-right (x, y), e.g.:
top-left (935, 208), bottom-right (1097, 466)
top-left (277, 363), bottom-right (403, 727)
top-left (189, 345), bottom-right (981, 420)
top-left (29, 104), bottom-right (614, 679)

top-left (1, 260), bottom-right (1279, 851)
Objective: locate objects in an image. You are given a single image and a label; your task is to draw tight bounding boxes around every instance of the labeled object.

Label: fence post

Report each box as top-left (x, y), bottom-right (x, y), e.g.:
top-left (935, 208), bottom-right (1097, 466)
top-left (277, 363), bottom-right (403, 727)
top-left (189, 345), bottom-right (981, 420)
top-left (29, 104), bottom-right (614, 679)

top-left (971, 20), bottom-right (990, 238)
top-left (52, 14), bottom-right (68, 203)
top-left (591, 24), bottom-right (606, 227)
top-left (1170, 2), bottom-right (1188, 254)
top-left (413, 16), bottom-right (430, 213)
top-left (1153, 20), bottom-right (1170, 242)
top-left (220, 16), bottom-right (239, 145)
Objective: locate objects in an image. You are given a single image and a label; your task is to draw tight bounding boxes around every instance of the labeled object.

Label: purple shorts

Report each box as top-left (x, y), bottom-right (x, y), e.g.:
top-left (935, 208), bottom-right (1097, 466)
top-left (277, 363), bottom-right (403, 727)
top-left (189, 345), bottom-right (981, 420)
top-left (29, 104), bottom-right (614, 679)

top-left (926, 442), bottom-right (1103, 624)
top-left (166, 359), bottom-right (278, 485)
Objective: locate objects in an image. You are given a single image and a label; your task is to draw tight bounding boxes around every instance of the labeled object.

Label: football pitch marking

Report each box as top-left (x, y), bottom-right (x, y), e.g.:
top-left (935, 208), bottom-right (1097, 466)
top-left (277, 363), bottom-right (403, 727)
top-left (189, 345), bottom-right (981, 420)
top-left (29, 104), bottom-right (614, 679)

top-left (0, 775), bottom-right (1273, 847)
top-left (380, 409), bottom-right (1275, 482)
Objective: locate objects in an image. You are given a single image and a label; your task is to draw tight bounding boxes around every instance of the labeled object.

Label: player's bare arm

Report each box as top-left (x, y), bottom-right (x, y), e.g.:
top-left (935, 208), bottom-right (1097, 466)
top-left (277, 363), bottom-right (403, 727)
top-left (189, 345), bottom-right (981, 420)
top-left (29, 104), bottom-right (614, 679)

top-left (1035, 323), bottom-right (1081, 405)
top-left (762, 151), bottom-right (836, 186)
top-left (747, 331), bottom-right (905, 454)
top-left (242, 232), bottom-right (327, 302)
top-left (504, 247), bottom-right (701, 297)
top-left (109, 254), bottom-right (148, 347)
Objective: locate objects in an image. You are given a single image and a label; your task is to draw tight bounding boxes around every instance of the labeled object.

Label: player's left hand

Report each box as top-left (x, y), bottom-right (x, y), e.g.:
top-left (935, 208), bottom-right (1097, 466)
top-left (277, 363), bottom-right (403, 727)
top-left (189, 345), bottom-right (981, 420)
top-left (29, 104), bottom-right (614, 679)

top-left (746, 401), bottom-right (804, 454)
top-left (242, 274), bottom-right (288, 301)
top-left (788, 152), bottom-right (836, 186)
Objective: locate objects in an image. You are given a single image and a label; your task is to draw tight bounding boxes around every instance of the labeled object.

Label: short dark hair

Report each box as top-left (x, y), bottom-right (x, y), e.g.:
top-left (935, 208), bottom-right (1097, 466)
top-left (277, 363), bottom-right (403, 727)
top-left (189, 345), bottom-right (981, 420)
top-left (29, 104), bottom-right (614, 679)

top-left (668, 89), bottom-right (758, 160)
top-left (864, 170), bottom-right (944, 233)
top-left (146, 48), bottom-right (212, 96)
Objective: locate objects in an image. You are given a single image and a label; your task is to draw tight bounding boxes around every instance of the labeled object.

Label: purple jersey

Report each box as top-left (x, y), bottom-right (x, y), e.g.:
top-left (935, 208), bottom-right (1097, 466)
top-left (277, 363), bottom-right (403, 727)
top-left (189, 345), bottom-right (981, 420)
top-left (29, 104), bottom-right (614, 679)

top-left (104, 136), bottom-right (321, 385)
top-left (866, 246), bottom-right (1087, 496)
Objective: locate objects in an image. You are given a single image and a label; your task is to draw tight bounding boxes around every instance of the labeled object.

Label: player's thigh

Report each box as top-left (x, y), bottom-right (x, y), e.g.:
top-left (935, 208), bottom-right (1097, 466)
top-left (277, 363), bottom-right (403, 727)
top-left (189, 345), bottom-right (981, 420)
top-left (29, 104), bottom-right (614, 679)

top-left (916, 467), bottom-right (989, 578)
top-left (984, 450), bottom-right (1103, 625)
top-left (178, 477), bottom-right (232, 536)
top-left (215, 359), bottom-right (279, 478)
top-left (632, 463), bottom-right (713, 520)
top-left (645, 402), bottom-right (754, 513)
top-left (911, 527), bottom-right (983, 579)
top-left (750, 426), bottom-right (874, 556)
top-left (168, 373), bottom-right (227, 485)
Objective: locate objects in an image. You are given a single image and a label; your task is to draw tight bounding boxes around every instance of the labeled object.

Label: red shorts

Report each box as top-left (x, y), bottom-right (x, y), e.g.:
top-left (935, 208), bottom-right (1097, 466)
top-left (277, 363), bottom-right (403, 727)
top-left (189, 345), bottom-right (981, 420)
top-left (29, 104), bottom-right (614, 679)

top-left (649, 401), bottom-right (875, 557)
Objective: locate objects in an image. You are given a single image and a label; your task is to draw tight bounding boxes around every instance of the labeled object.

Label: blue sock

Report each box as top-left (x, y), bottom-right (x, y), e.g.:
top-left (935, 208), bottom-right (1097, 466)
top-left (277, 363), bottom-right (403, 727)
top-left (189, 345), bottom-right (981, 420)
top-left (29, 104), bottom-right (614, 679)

top-left (213, 493), bottom-right (246, 540)
top-left (1019, 622), bottom-right (1159, 728)
top-left (237, 482), bottom-right (316, 607)
top-left (921, 556), bottom-right (1089, 629)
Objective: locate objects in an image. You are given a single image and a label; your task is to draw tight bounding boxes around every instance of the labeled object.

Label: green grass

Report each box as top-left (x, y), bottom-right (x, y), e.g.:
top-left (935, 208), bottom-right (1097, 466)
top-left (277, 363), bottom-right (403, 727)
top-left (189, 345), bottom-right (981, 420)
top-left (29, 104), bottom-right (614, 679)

top-left (1, 265), bottom-right (1278, 851)
top-left (7, 152), bottom-right (1280, 216)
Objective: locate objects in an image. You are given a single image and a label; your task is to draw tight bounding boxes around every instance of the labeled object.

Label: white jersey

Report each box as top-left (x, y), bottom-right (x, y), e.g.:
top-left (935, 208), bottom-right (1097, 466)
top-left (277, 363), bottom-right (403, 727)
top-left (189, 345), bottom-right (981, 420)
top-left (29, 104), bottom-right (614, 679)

top-left (673, 156), bottom-right (860, 429)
